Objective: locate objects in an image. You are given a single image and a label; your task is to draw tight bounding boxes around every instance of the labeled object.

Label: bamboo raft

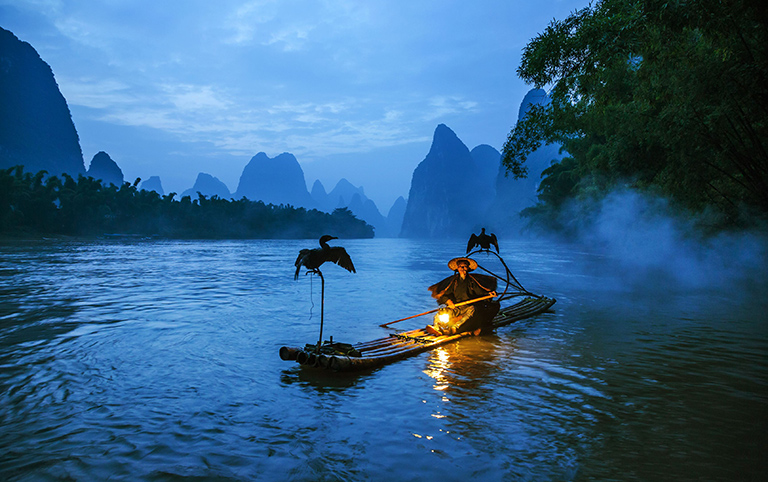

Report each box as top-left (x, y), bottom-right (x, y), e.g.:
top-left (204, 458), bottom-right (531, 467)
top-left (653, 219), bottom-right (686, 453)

top-left (279, 295), bottom-right (556, 372)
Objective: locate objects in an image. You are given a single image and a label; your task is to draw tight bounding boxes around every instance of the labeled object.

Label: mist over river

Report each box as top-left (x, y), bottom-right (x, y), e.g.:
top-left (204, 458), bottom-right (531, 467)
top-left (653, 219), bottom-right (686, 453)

top-left (1, 237), bottom-right (766, 481)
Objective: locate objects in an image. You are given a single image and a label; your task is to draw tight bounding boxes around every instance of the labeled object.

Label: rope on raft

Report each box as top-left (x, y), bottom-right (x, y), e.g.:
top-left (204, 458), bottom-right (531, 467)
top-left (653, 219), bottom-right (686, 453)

top-left (389, 333), bottom-right (433, 344)
top-left (467, 248), bottom-right (541, 302)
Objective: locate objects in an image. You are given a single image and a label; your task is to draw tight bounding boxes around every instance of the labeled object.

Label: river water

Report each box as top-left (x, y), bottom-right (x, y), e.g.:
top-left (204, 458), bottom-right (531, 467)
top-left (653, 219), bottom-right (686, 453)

top-left (0, 237), bottom-right (766, 481)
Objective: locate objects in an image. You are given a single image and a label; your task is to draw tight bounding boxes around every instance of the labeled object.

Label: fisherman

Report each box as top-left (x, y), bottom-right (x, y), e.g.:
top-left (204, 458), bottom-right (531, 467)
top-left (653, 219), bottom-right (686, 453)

top-left (425, 257), bottom-right (500, 336)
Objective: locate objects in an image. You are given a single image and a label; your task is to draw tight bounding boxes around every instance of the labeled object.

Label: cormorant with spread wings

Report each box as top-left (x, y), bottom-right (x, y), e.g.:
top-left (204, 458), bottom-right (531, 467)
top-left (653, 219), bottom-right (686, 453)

top-left (294, 235), bottom-right (356, 280)
top-left (466, 228), bottom-right (499, 253)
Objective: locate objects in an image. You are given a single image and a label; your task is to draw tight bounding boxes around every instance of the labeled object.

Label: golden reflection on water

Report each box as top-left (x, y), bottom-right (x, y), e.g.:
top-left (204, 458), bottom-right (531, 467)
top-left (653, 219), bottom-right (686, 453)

top-left (424, 347), bottom-right (452, 392)
top-left (422, 335), bottom-right (515, 401)
top-left (418, 339), bottom-right (512, 447)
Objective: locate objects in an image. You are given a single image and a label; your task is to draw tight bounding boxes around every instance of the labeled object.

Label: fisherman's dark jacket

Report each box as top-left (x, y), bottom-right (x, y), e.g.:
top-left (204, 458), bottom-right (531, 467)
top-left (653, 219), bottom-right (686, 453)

top-left (428, 273), bottom-right (497, 305)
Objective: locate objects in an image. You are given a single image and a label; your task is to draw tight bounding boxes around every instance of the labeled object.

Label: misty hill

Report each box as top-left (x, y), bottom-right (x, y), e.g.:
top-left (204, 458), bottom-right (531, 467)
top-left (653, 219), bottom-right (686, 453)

top-left (347, 192), bottom-right (388, 236)
top-left (470, 144), bottom-right (501, 213)
top-left (182, 172), bottom-right (232, 199)
top-left (400, 124), bottom-right (490, 237)
top-left (87, 151), bottom-right (124, 187)
top-left (312, 178), bottom-right (366, 211)
top-left (310, 180), bottom-right (329, 208)
top-left (398, 90), bottom-right (564, 239)
top-left (385, 196), bottom-right (407, 237)
top-left (0, 27), bottom-right (85, 177)
top-left (231, 152), bottom-right (395, 236)
top-left (311, 178), bottom-right (395, 236)
top-left (398, 90), bottom-right (567, 238)
top-left (140, 176), bottom-right (164, 196)
top-left (234, 152), bottom-right (313, 207)
top-left (489, 88), bottom-right (566, 233)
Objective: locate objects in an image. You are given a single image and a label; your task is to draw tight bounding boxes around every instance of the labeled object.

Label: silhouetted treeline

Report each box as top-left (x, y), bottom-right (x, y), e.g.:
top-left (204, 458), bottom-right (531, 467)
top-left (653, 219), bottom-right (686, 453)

top-left (0, 167), bottom-right (374, 239)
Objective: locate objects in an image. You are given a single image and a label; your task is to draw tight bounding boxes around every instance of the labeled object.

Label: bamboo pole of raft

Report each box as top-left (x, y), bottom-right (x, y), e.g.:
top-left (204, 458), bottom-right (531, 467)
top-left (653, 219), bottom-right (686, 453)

top-left (279, 346), bottom-right (300, 361)
top-left (338, 295), bottom-right (527, 353)
top-left (279, 300), bottom-right (545, 362)
top-left (379, 293), bottom-right (497, 327)
top-left (285, 298), bottom-right (551, 356)
top-left (329, 331), bottom-right (472, 371)
top-left (329, 298), bottom-right (557, 371)
top-left (279, 297), bottom-right (557, 371)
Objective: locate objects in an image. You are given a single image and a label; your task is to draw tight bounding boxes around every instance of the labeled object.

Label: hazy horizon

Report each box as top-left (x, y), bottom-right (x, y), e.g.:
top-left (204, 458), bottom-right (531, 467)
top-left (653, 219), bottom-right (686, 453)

top-left (0, 0), bottom-right (588, 211)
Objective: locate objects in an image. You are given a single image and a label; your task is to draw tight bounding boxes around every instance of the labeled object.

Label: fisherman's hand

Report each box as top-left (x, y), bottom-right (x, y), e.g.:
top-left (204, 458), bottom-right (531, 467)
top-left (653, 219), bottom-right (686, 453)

top-left (446, 300), bottom-right (455, 309)
top-left (490, 291), bottom-right (497, 297)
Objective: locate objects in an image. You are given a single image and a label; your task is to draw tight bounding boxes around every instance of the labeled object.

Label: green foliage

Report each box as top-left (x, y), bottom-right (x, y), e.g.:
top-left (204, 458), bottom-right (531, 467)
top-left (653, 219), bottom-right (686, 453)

top-left (0, 166), bottom-right (374, 239)
top-left (502, 0), bottom-right (768, 229)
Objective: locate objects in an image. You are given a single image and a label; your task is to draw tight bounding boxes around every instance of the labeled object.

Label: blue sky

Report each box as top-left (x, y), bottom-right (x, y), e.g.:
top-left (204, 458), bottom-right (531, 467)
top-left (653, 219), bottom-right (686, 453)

top-left (1, 0), bottom-right (587, 211)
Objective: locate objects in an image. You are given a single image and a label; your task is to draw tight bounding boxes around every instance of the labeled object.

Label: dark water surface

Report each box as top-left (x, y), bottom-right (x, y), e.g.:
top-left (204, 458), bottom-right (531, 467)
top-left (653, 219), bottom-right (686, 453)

top-left (1, 238), bottom-right (766, 481)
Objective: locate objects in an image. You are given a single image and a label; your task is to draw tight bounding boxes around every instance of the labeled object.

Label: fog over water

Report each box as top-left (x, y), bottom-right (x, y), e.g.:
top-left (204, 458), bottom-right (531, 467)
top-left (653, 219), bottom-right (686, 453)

top-left (541, 189), bottom-right (768, 295)
top-left (0, 226), bottom-right (765, 480)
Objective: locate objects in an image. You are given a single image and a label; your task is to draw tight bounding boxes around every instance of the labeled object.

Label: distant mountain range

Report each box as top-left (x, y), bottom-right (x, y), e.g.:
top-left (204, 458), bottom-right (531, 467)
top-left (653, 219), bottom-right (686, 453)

top-left (400, 124), bottom-right (493, 237)
top-left (1, 25), bottom-right (564, 239)
top-left (489, 89), bottom-right (565, 234)
top-left (400, 91), bottom-right (565, 238)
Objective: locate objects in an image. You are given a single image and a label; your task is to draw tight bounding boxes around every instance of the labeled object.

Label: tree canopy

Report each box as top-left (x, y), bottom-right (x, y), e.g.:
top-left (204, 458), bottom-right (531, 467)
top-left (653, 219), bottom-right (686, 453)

top-left (0, 166), bottom-right (374, 239)
top-left (502, 0), bottom-right (768, 231)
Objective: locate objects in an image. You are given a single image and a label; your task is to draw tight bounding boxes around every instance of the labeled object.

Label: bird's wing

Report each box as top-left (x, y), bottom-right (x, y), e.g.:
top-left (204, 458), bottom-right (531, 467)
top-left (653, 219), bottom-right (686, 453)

top-left (295, 249), bottom-right (309, 267)
top-left (490, 233), bottom-right (499, 252)
top-left (326, 247), bottom-right (356, 273)
top-left (294, 249), bottom-right (310, 280)
top-left (466, 234), bottom-right (478, 253)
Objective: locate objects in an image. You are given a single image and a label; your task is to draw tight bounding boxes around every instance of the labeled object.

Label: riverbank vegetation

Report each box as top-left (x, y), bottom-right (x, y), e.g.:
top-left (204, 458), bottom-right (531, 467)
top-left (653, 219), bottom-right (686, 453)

top-left (0, 167), bottom-right (374, 239)
top-left (503, 0), bottom-right (767, 234)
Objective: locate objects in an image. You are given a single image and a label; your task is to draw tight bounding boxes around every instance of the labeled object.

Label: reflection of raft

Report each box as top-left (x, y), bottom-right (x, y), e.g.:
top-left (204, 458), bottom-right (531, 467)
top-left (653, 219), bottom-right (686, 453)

top-left (279, 296), bottom-right (556, 372)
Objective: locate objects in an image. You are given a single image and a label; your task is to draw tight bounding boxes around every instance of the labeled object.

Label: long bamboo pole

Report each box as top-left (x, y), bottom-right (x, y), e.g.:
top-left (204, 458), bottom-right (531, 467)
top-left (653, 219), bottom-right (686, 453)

top-left (378, 293), bottom-right (496, 328)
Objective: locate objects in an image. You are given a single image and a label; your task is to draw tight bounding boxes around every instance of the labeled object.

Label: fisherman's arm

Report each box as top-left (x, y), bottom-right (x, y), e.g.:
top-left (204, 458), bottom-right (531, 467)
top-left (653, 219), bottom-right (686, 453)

top-left (437, 294), bottom-right (456, 308)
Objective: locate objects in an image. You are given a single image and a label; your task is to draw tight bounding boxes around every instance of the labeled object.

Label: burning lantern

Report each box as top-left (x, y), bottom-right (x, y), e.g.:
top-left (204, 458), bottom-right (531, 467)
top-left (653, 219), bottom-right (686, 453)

top-left (434, 306), bottom-right (452, 332)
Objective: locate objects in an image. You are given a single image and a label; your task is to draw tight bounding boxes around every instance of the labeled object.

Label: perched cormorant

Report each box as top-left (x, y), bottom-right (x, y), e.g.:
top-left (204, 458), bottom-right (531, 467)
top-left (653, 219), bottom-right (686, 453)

top-left (294, 235), bottom-right (356, 280)
top-left (466, 228), bottom-right (499, 253)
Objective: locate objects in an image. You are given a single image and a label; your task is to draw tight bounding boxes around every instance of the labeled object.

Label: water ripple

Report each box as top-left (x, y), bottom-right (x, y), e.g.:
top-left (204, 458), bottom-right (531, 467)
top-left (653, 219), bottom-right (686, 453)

top-left (0, 238), bottom-right (766, 481)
